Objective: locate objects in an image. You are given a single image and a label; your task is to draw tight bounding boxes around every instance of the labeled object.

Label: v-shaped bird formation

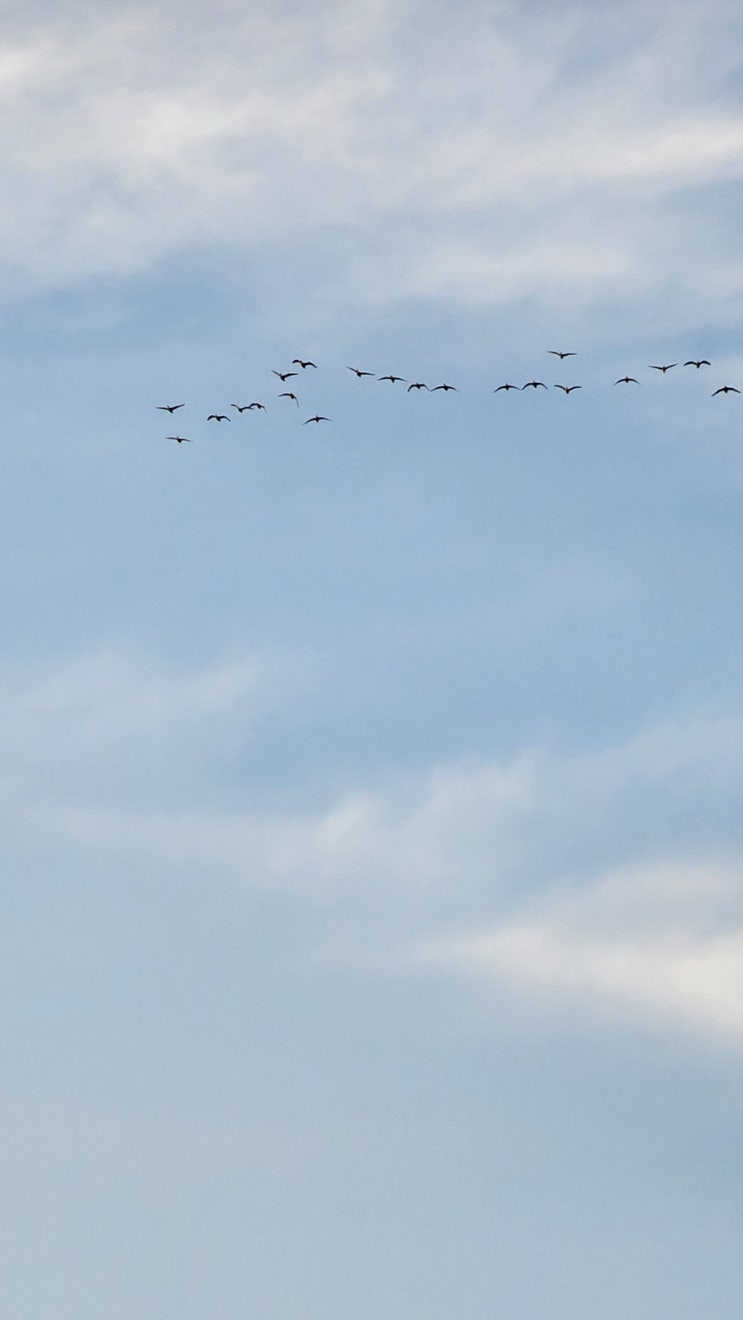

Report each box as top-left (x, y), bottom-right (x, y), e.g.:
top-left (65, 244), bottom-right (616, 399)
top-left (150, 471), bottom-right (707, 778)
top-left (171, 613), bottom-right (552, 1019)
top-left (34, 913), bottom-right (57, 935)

top-left (155, 351), bottom-right (738, 444)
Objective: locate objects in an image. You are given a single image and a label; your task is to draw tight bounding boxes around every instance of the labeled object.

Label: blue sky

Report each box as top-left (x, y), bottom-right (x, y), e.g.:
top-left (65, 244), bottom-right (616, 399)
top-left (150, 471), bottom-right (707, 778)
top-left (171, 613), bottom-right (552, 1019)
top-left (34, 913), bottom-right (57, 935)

top-left (3, 0), bottom-right (743, 1315)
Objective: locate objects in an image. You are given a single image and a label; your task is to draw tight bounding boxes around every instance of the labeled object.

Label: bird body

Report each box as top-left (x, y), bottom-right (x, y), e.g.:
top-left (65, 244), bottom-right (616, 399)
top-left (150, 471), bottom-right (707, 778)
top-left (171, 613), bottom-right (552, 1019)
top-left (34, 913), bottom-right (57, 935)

top-left (378, 375), bottom-right (406, 383)
top-left (166, 435), bottom-right (190, 443)
top-left (247, 402), bottom-right (266, 410)
top-left (272, 370), bottom-right (297, 382)
top-left (292, 359), bottom-right (317, 368)
top-left (684, 359), bottom-right (711, 368)
top-left (279, 392), bottom-right (299, 405)
top-left (649, 364), bottom-right (677, 373)
top-left (554, 384), bottom-right (582, 393)
top-left (494, 383), bottom-right (518, 392)
top-left (522, 380), bottom-right (547, 389)
top-left (614, 376), bottom-right (639, 385)
top-left (207, 413), bottom-right (230, 421)
top-left (548, 350), bottom-right (576, 359)
top-left (432, 383), bottom-right (459, 392)
top-left (304, 415), bottom-right (332, 424)
top-left (712, 386), bottom-right (741, 395)
top-left (157, 403), bottom-right (185, 413)
top-left (407, 382), bottom-right (429, 392)
top-left (231, 404), bottom-right (251, 412)
top-left (347, 366), bottom-right (374, 377)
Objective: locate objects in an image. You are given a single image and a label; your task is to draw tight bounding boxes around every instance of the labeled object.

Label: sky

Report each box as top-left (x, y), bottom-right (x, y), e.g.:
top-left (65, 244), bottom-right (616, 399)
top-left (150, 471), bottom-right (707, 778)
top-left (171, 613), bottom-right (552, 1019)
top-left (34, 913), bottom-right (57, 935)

top-left (3, 0), bottom-right (743, 1315)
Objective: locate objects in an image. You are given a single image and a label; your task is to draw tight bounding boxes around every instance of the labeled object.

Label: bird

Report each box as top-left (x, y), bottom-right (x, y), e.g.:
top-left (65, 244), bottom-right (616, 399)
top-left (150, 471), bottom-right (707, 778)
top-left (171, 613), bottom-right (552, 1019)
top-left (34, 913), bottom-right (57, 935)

top-left (522, 380), bottom-right (547, 389)
top-left (407, 382), bottom-right (429, 392)
top-left (347, 366), bottom-right (374, 377)
top-left (292, 359), bottom-right (317, 369)
top-left (279, 392), bottom-right (299, 406)
top-left (207, 413), bottom-right (230, 421)
top-left (712, 386), bottom-right (741, 395)
top-left (304, 415), bottom-right (332, 424)
top-left (684, 359), bottom-right (711, 368)
top-left (614, 376), bottom-right (640, 385)
top-left (494, 383), bottom-right (518, 392)
top-left (649, 363), bottom-right (677, 373)
top-left (548, 350), bottom-right (576, 359)
top-left (554, 384), bottom-right (582, 393)
top-left (378, 375), bottom-right (407, 384)
top-left (166, 435), bottom-right (191, 443)
top-left (432, 383), bottom-right (459, 392)
top-left (231, 403), bottom-right (251, 412)
top-left (247, 402), bottom-right (266, 410)
top-left (157, 403), bottom-right (185, 413)
top-left (272, 370), bottom-right (297, 382)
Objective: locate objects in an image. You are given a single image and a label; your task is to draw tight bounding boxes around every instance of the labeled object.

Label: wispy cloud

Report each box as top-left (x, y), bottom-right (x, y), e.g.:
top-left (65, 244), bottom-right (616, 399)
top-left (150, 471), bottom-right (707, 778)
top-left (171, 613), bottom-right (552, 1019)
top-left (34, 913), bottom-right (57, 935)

top-left (3, 0), bottom-right (743, 325)
top-left (417, 862), bottom-right (743, 1039)
top-left (4, 645), bottom-right (743, 1046)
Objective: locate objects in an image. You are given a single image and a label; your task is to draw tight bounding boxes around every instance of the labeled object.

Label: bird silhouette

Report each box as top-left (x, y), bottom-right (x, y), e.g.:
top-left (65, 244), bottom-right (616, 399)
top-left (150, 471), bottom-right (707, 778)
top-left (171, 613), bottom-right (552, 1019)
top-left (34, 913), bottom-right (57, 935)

top-left (166, 435), bottom-right (191, 443)
top-left (407, 382), bottom-right (429, 392)
top-left (649, 363), bottom-right (677, 373)
top-left (432, 383), bottom-right (459, 392)
top-left (231, 404), bottom-right (251, 412)
top-left (247, 402), bottom-right (266, 410)
top-left (712, 386), bottom-right (741, 395)
top-left (272, 370), bottom-right (297, 382)
top-left (548, 350), bottom-right (576, 359)
top-left (522, 380), bottom-right (547, 390)
top-left (347, 366), bottom-right (374, 377)
top-left (304, 415), bottom-right (332, 424)
top-left (684, 360), bottom-right (711, 368)
top-left (554, 384), bottom-right (582, 393)
top-left (157, 403), bottom-right (185, 413)
top-left (279, 392), bottom-right (299, 406)
top-left (292, 359), bottom-right (317, 369)
top-left (378, 375), bottom-right (407, 383)
top-left (207, 413), bottom-right (230, 421)
top-left (494, 383), bottom-right (518, 392)
top-left (614, 376), bottom-right (640, 385)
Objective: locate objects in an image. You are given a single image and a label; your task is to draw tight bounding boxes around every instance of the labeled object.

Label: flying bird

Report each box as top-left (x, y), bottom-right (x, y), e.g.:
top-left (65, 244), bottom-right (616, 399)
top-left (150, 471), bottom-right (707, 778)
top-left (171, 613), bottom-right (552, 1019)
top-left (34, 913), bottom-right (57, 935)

top-left (279, 392), bottom-right (299, 406)
top-left (548, 350), bottom-right (576, 359)
top-left (684, 359), bottom-right (711, 368)
top-left (247, 402), bottom-right (266, 410)
top-left (554, 384), bottom-right (582, 393)
top-left (407, 382), bottom-right (429, 392)
top-left (157, 403), bottom-right (185, 413)
top-left (272, 370), bottom-right (297, 382)
top-left (432, 383), bottom-right (459, 392)
top-left (378, 375), bottom-right (407, 383)
top-left (304, 415), bottom-right (332, 424)
top-left (292, 359), bottom-right (317, 369)
top-left (347, 366), bottom-right (374, 377)
top-left (522, 380), bottom-right (547, 390)
top-left (494, 383), bottom-right (518, 392)
top-left (712, 386), bottom-right (741, 395)
top-left (207, 413), bottom-right (230, 421)
top-left (166, 435), bottom-right (191, 443)
top-left (231, 404), bottom-right (251, 412)
top-left (649, 363), bottom-right (677, 373)
top-left (614, 376), bottom-right (640, 385)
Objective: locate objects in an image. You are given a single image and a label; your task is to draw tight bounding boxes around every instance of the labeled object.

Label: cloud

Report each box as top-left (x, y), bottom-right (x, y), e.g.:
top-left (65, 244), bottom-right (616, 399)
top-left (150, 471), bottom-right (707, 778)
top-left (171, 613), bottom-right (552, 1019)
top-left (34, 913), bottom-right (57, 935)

top-left (3, 0), bottom-right (743, 324)
top-left (3, 643), bottom-right (743, 1051)
top-left (416, 862), bottom-right (743, 1039)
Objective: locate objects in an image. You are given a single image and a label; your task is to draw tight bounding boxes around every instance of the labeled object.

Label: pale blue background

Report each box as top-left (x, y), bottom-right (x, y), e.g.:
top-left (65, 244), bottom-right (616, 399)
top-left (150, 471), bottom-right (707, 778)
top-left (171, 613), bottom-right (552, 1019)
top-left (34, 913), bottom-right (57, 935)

top-left (2, 1), bottom-right (743, 1314)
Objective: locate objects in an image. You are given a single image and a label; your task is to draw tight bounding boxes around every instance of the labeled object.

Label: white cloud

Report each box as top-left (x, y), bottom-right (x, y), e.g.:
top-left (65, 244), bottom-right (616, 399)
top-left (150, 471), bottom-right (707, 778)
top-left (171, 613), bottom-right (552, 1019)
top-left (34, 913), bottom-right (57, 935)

top-left (3, 0), bottom-right (743, 321)
top-left (4, 643), bottom-right (743, 1051)
top-left (416, 862), bottom-right (743, 1039)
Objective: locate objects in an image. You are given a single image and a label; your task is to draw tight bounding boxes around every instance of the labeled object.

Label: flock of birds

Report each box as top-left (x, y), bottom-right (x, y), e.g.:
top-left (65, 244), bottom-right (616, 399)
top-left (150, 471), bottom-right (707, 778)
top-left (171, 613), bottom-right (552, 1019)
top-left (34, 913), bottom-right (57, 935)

top-left (156, 352), bottom-right (739, 443)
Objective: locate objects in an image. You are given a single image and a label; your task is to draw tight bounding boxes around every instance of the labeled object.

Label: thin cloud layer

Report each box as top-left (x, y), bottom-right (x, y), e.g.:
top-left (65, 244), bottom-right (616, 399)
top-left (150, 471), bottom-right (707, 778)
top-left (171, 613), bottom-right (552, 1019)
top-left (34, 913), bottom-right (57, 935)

top-left (418, 863), bottom-right (743, 1039)
top-left (3, 0), bottom-right (743, 321)
top-left (4, 646), bottom-right (743, 1044)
